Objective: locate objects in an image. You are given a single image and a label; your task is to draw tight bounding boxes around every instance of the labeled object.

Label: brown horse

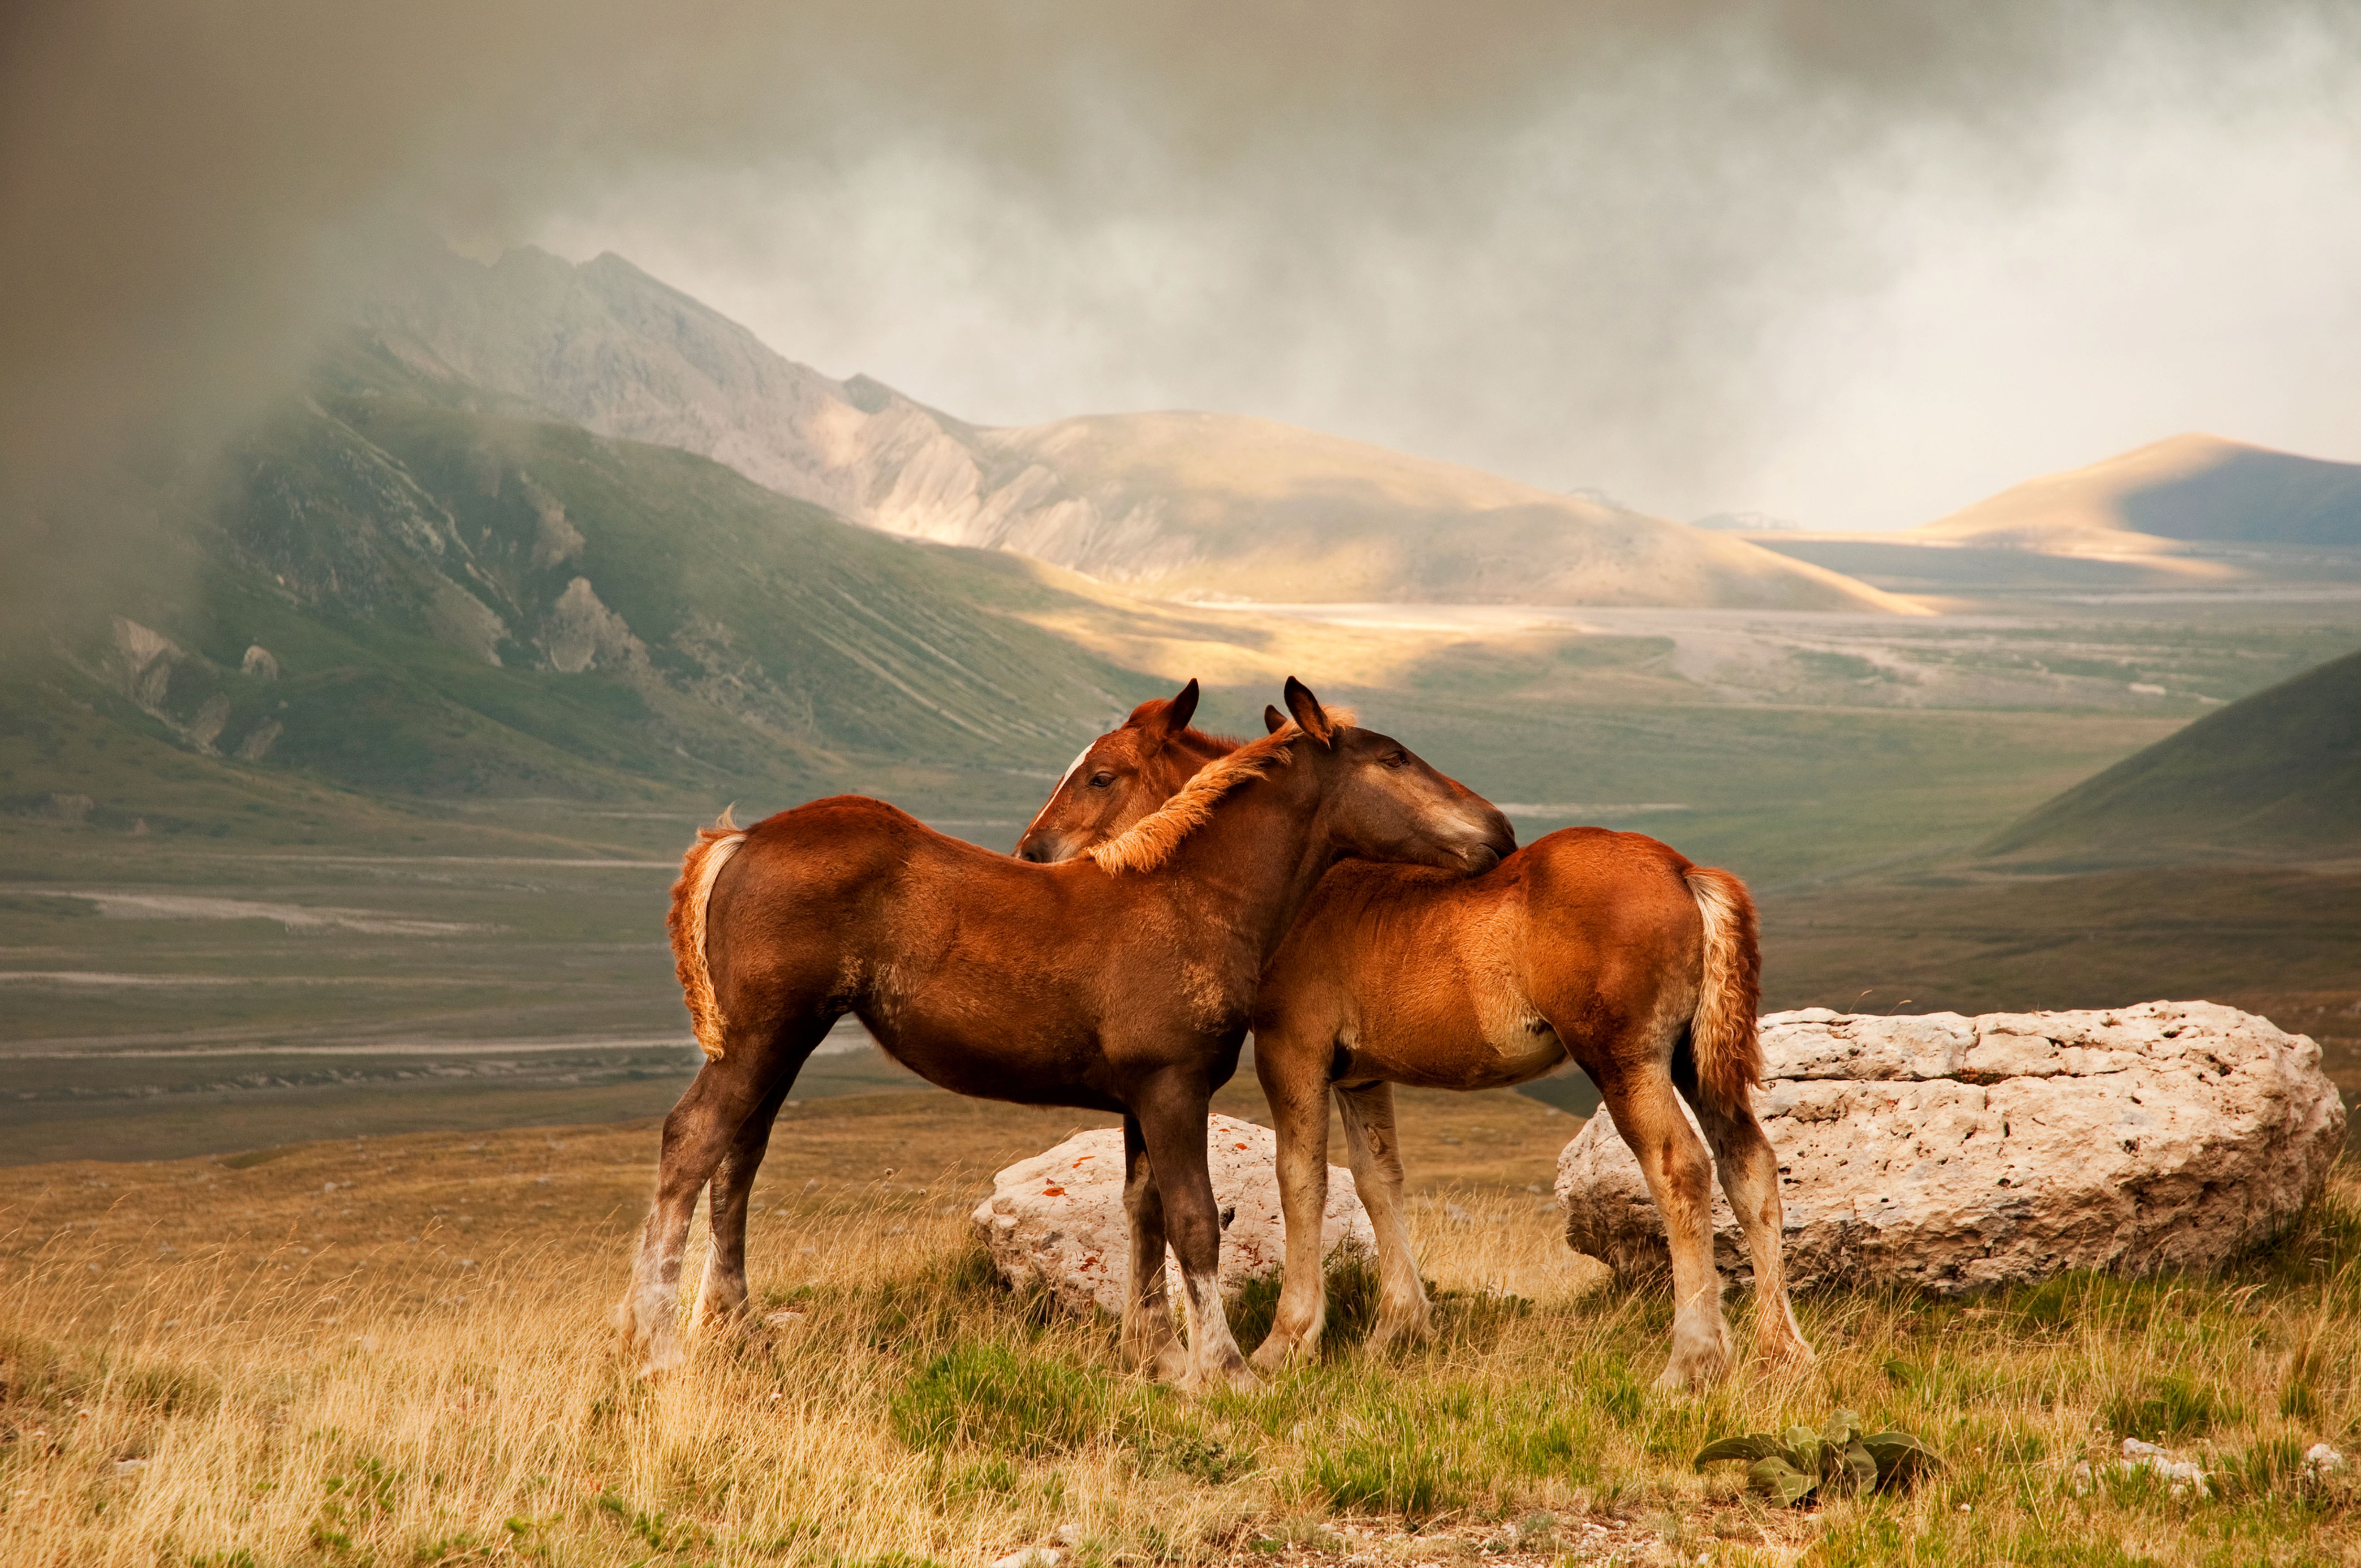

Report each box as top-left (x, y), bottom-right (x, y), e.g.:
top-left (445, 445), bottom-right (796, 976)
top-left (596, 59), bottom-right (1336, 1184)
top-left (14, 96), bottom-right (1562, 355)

top-left (620, 678), bottom-right (1515, 1391)
top-left (1016, 682), bottom-right (1812, 1391)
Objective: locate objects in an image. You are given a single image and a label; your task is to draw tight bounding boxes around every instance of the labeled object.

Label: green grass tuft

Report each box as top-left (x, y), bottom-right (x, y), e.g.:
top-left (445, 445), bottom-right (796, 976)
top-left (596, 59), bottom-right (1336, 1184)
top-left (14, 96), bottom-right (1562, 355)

top-left (2102, 1375), bottom-right (2236, 1443)
top-left (891, 1343), bottom-right (1125, 1458)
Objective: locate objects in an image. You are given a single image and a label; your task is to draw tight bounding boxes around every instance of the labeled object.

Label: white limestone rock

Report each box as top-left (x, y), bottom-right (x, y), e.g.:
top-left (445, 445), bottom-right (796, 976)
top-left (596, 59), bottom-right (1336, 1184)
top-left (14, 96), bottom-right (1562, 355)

top-left (1556, 1001), bottom-right (2347, 1294)
top-left (970, 1113), bottom-right (1376, 1317)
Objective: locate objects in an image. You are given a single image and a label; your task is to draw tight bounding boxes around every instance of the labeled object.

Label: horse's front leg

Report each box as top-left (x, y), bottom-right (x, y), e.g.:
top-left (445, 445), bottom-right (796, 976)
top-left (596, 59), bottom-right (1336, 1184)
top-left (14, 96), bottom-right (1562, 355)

top-left (1137, 1073), bottom-right (1256, 1394)
top-left (1334, 1080), bottom-right (1430, 1351)
top-left (1118, 1114), bottom-right (1187, 1383)
top-left (1251, 1031), bottom-right (1337, 1372)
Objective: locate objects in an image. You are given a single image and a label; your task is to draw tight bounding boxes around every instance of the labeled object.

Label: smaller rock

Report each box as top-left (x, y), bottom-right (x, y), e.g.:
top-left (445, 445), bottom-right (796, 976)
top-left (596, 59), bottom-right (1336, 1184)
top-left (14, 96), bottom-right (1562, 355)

top-left (241, 645), bottom-right (280, 679)
top-left (991, 1549), bottom-right (1062, 1568)
top-left (1052, 1523), bottom-right (1083, 1547)
top-left (2120, 1438), bottom-right (2209, 1495)
top-left (972, 1114), bottom-right (1374, 1317)
top-left (763, 1309), bottom-right (806, 1327)
top-left (2306, 1443), bottom-right (2346, 1475)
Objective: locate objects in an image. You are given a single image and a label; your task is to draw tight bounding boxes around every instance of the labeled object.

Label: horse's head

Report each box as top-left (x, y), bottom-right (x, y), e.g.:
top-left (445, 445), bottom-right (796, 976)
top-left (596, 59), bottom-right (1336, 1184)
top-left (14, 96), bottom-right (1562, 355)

top-left (1018, 676), bottom-right (1515, 877)
top-left (1015, 679), bottom-right (1220, 863)
top-left (1275, 677), bottom-right (1516, 875)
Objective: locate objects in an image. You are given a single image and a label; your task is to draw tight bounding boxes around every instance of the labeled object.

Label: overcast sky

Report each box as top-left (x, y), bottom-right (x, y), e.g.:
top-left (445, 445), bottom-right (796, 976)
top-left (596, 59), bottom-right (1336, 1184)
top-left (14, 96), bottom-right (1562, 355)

top-left (533, 10), bottom-right (2361, 531)
top-left (7, 0), bottom-right (2360, 575)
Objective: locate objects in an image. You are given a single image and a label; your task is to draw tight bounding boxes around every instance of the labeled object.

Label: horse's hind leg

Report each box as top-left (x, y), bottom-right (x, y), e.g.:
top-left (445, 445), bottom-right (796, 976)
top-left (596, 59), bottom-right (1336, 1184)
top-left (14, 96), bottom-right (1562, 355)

top-left (617, 1017), bottom-right (825, 1374)
top-left (1671, 1047), bottom-right (1813, 1372)
top-left (689, 1069), bottom-right (800, 1340)
top-left (1333, 1081), bottom-right (1431, 1353)
top-left (1136, 1071), bottom-right (1255, 1394)
top-left (1119, 1114), bottom-right (1187, 1384)
top-left (1250, 1031), bottom-right (1340, 1372)
top-left (1590, 1060), bottom-right (1732, 1392)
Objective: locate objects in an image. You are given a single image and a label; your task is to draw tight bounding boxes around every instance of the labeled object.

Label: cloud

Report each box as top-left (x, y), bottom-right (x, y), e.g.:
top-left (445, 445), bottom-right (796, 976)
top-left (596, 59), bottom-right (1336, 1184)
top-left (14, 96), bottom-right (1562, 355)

top-left (4, 0), bottom-right (2356, 629)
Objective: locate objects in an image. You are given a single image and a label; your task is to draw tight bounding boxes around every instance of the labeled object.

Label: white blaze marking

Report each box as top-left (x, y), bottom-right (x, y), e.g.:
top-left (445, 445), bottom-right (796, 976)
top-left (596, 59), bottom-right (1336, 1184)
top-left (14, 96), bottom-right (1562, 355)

top-left (1024, 740), bottom-right (1102, 833)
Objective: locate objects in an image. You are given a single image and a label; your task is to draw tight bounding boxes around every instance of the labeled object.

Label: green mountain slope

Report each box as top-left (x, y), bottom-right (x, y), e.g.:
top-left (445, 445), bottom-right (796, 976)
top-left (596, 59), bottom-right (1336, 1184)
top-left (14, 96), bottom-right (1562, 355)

top-left (1984, 646), bottom-right (2361, 864)
top-left (7, 344), bottom-right (1162, 821)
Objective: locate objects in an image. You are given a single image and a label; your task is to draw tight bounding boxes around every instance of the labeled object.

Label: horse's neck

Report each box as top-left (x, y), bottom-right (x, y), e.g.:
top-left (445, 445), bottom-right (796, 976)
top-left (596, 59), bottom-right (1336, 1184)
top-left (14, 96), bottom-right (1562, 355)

top-left (1154, 759), bottom-right (1334, 959)
top-left (1168, 730), bottom-right (1238, 779)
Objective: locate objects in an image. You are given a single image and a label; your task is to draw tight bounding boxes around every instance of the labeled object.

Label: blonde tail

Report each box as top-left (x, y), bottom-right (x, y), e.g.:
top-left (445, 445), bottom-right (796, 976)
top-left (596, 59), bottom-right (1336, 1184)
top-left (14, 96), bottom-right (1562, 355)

top-left (1685, 865), bottom-right (1763, 1114)
top-left (668, 807), bottom-right (747, 1060)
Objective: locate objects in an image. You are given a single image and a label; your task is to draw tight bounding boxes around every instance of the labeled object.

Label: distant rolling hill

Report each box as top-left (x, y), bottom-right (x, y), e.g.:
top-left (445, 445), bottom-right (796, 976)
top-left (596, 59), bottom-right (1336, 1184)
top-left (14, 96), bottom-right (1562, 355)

top-left (4, 343), bottom-right (1162, 825)
top-left (1915, 433), bottom-right (2361, 554)
top-left (1983, 645), bottom-right (2361, 865)
top-left (357, 243), bottom-right (1904, 612)
top-left (1745, 433), bottom-right (2361, 594)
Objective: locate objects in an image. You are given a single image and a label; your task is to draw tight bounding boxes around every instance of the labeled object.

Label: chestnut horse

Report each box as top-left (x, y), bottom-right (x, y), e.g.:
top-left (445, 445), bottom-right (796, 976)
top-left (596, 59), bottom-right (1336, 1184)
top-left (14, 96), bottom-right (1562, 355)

top-left (1016, 681), bottom-right (1812, 1391)
top-left (620, 679), bottom-right (1514, 1391)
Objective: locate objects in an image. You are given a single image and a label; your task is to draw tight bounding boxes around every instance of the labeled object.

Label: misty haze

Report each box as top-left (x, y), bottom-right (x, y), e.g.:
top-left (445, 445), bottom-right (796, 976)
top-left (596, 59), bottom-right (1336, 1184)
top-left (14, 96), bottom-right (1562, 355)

top-left (4, 4), bottom-right (2359, 1565)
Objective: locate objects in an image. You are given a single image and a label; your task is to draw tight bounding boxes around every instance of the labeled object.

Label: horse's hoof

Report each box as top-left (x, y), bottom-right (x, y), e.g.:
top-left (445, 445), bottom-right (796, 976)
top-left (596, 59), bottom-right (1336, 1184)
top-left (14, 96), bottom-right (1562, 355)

top-left (1652, 1353), bottom-right (1728, 1396)
top-left (1365, 1316), bottom-right (1432, 1356)
top-left (635, 1340), bottom-right (685, 1379)
top-left (1139, 1343), bottom-right (1189, 1386)
top-left (1248, 1336), bottom-right (1301, 1375)
top-left (1180, 1357), bottom-right (1260, 1396)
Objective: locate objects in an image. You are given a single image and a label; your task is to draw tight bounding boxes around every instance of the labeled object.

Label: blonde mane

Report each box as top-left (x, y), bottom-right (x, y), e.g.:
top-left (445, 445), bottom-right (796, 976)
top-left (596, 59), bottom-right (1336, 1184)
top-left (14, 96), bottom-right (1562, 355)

top-left (1082, 706), bottom-right (1352, 874)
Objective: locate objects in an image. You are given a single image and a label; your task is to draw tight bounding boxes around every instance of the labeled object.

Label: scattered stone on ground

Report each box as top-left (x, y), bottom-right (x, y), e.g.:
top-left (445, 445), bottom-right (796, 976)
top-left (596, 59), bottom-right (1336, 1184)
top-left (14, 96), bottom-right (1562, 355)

top-left (970, 1114), bottom-right (1375, 1316)
top-left (989, 1549), bottom-right (1062, 1568)
top-left (2116, 1439), bottom-right (2211, 1495)
top-left (1557, 1001), bottom-right (2346, 1292)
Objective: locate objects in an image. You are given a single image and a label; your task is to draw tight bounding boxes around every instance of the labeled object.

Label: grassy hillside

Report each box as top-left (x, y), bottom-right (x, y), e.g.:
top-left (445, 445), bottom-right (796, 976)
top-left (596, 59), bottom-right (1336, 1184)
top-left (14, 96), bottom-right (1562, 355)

top-left (7, 349), bottom-right (1166, 817)
top-left (1983, 646), bottom-right (2361, 865)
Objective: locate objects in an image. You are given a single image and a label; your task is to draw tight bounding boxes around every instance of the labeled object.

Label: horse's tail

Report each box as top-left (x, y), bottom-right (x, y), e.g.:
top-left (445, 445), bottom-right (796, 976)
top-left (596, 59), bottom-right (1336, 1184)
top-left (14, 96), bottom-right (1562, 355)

top-left (669, 807), bottom-right (747, 1061)
top-left (1684, 865), bottom-right (1762, 1115)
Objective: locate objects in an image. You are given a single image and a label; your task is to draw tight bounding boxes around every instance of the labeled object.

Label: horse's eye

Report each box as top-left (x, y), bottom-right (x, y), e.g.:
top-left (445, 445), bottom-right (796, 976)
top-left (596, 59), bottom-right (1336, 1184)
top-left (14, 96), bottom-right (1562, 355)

top-left (1088, 772), bottom-right (1115, 788)
top-left (1380, 751), bottom-right (1409, 770)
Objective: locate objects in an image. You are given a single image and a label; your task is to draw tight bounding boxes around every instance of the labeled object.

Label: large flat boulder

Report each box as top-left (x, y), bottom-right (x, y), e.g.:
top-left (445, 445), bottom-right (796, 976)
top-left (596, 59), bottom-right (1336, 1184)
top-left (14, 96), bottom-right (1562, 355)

top-left (1556, 1001), bottom-right (2346, 1294)
top-left (971, 1113), bottom-right (1376, 1316)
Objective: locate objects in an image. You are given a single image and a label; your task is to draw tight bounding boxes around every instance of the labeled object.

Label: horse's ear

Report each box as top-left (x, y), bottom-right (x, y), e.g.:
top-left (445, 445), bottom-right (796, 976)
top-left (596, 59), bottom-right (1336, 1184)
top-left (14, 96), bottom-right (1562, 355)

top-left (1283, 676), bottom-right (1336, 749)
top-left (1263, 705), bottom-right (1287, 735)
top-left (1128, 677), bottom-right (1199, 754)
top-left (1165, 678), bottom-right (1200, 735)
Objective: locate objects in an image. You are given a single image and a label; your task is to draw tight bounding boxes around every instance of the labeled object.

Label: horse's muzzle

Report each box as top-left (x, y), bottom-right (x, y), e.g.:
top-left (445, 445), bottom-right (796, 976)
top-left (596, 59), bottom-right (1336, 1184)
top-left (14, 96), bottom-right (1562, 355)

top-left (1464, 810), bottom-right (1516, 873)
top-left (1014, 832), bottom-right (1066, 864)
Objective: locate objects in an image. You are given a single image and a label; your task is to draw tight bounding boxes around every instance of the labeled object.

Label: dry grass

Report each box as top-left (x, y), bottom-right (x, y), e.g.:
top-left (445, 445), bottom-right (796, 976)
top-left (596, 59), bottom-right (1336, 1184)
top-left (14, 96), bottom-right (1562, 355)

top-left (4, 1089), bottom-right (2359, 1567)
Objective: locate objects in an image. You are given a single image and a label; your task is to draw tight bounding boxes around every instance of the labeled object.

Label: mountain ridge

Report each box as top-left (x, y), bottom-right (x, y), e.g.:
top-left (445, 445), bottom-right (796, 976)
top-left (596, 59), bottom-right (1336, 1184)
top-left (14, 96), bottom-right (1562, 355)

top-left (354, 243), bottom-right (1908, 612)
top-left (7, 340), bottom-right (1171, 822)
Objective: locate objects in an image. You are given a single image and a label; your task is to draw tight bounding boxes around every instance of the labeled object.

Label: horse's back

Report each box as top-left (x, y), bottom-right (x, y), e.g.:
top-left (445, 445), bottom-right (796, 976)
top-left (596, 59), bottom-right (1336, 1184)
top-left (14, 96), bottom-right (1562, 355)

top-left (1258, 827), bottom-right (1710, 1085)
top-left (709, 796), bottom-right (1051, 1005)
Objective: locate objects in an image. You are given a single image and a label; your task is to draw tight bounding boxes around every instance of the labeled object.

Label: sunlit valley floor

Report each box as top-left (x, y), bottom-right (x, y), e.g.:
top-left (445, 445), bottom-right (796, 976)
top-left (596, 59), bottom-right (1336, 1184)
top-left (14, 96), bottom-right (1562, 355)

top-left (7, 586), bottom-right (2359, 1162)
